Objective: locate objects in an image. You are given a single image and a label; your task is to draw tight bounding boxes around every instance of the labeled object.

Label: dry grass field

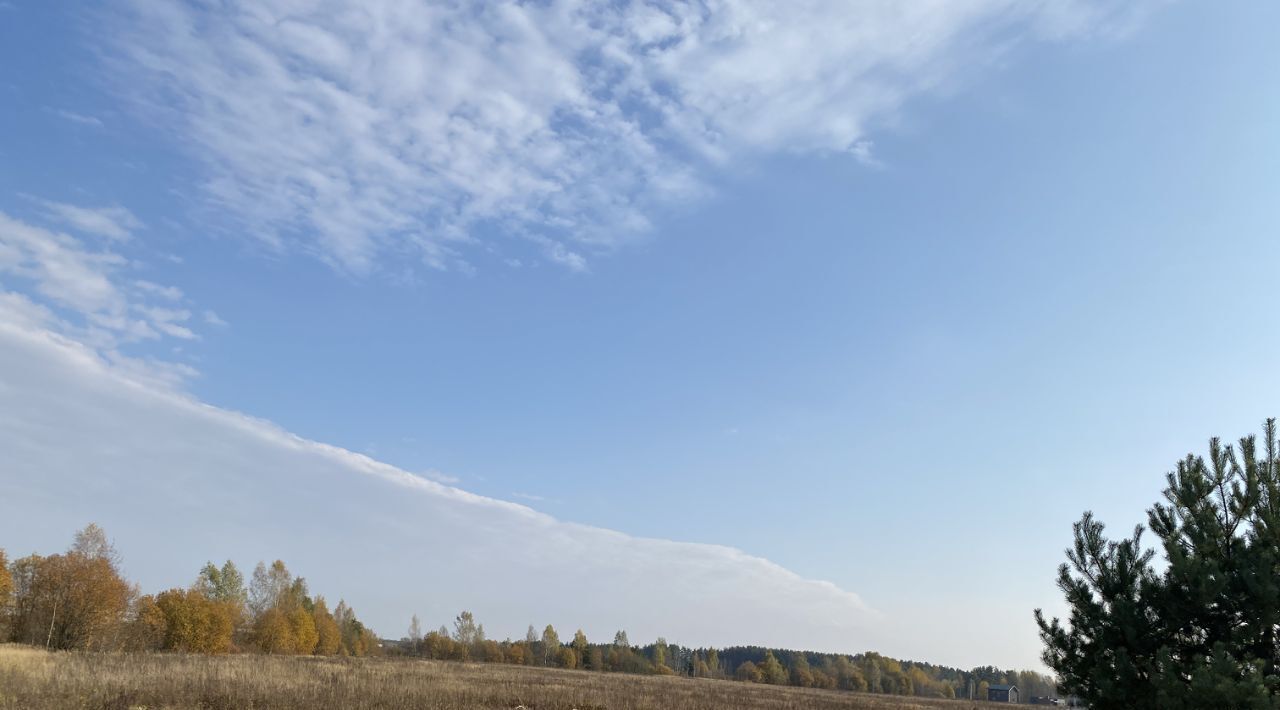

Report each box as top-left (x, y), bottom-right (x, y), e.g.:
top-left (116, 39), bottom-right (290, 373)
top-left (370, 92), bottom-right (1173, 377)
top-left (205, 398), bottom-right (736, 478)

top-left (0, 644), bottom-right (1011, 710)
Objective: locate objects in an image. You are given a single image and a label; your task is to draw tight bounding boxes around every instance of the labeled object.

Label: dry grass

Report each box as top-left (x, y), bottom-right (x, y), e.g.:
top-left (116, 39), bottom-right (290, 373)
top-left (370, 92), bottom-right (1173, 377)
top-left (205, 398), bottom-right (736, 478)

top-left (0, 644), bottom-right (1008, 710)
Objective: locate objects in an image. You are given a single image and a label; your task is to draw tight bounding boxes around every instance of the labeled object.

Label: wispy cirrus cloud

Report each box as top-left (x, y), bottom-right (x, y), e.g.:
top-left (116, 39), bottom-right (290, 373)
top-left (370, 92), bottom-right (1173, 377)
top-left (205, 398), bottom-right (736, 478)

top-left (30, 197), bottom-right (142, 242)
top-left (52, 108), bottom-right (105, 128)
top-left (100, 0), bottom-right (1155, 275)
top-left (0, 206), bottom-right (213, 384)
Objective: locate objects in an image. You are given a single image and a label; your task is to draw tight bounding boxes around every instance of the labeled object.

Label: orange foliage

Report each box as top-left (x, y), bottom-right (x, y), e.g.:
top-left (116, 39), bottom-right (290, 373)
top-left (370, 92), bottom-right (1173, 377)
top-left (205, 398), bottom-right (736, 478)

top-left (252, 608), bottom-right (296, 654)
top-left (154, 588), bottom-right (235, 654)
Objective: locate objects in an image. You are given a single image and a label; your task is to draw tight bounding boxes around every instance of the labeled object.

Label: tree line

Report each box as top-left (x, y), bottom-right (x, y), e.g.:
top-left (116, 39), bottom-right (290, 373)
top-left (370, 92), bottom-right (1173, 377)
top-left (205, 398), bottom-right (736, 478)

top-left (0, 524), bottom-right (377, 656)
top-left (392, 613), bottom-right (1054, 700)
top-left (0, 524), bottom-right (1052, 701)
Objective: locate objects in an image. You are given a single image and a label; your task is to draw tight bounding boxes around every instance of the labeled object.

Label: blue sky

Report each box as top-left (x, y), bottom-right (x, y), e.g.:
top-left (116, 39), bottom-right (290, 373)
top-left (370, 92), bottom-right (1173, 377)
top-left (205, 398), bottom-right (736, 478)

top-left (1, 1), bottom-right (1279, 670)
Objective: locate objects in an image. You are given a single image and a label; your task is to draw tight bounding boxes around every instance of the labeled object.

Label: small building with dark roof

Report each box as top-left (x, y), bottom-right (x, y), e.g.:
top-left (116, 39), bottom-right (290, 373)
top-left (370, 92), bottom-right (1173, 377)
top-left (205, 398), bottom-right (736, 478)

top-left (988, 684), bottom-right (1019, 703)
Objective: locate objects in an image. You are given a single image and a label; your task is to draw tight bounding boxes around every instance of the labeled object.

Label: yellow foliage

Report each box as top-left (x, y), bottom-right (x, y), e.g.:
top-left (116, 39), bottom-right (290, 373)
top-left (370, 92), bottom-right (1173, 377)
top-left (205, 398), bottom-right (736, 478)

top-left (480, 639), bottom-right (505, 663)
top-left (360, 627), bottom-right (381, 656)
top-left (735, 661), bottom-right (763, 683)
top-left (252, 608), bottom-right (296, 654)
top-left (558, 646), bottom-right (577, 669)
top-left (312, 600), bottom-right (341, 656)
top-left (0, 549), bottom-right (11, 604)
top-left (127, 594), bottom-right (168, 651)
top-left (289, 607), bottom-right (318, 654)
top-left (154, 589), bottom-right (234, 654)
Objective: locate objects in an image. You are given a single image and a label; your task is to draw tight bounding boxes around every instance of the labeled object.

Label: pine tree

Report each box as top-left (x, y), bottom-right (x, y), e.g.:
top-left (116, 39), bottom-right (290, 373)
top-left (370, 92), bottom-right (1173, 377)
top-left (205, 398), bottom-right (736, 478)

top-left (1038, 419), bottom-right (1280, 709)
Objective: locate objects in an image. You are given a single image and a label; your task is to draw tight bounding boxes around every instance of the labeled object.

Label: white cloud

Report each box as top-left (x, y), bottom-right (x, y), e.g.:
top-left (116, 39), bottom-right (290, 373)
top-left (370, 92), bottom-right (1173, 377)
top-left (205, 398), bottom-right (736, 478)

top-left (101, 0), bottom-right (1153, 274)
top-left (420, 469), bottom-right (461, 485)
top-left (33, 199), bottom-right (142, 242)
top-left (203, 309), bottom-right (228, 327)
top-left (135, 280), bottom-right (184, 301)
top-left (849, 140), bottom-right (883, 168)
top-left (54, 109), bottom-right (105, 128)
top-left (511, 492), bottom-right (547, 503)
top-left (138, 305), bottom-right (197, 340)
top-left (0, 211), bottom-right (130, 319)
top-left (0, 318), bottom-right (884, 655)
top-left (0, 209), bottom-right (208, 380)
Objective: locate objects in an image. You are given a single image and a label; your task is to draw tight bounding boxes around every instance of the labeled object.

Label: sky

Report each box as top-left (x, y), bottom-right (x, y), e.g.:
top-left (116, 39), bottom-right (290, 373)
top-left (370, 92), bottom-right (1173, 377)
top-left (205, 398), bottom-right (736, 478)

top-left (1, 0), bottom-right (1279, 671)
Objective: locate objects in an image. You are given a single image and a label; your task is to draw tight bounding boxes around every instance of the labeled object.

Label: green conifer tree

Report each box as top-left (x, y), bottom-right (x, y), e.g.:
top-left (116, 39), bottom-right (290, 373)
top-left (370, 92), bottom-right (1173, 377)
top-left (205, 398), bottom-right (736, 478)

top-left (1037, 420), bottom-right (1280, 709)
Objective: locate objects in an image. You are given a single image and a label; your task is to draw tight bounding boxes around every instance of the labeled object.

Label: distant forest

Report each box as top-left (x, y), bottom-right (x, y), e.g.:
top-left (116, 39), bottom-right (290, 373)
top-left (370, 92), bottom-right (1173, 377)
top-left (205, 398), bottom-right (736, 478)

top-left (0, 523), bottom-right (1054, 701)
top-left (394, 617), bottom-right (1056, 700)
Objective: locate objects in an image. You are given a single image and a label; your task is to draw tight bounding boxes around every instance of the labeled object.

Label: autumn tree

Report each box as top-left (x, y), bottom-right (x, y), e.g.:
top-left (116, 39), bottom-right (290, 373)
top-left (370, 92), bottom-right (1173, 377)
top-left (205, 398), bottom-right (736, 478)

top-left (252, 608), bottom-right (296, 654)
top-left (506, 640), bottom-right (529, 665)
top-left (651, 637), bottom-right (675, 675)
top-left (811, 667), bottom-right (836, 690)
top-left (407, 614), bottom-right (423, 651)
top-left (195, 560), bottom-right (246, 636)
top-left (736, 660), bottom-right (763, 682)
top-left (828, 656), bottom-right (868, 692)
top-left (248, 560), bottom-right (292, 617)
top-left (289, 606), bottom-right (319, 654)
top-left (541, 624), bottom-right (560, 666)
top-left (0, 548), bottom-right (10, 636)
top-left (479, 639), bottom-right (504, 662)
top-left (558, 646), bottom-right (578, 669)
top-left (572, 629), bottom-right (589, 668)
top-left (907, 667), bottom-right (940, 697)
top-left (424, 627), bottom-right (456, 659)
top-left (7, 553), bottom-right (43, 645)
top-left (760, 650), bottom-right (788, 685)
top-left (789, 653), bottom-right (814, 687)
top-left (359, 625), bottom-right (381, 656)
top-left (72, 524), bottom-right (117, 563)
top-left (244, 561), bottom-right (321, 654)
top-left (453, 610), bottom-right (484, 658)
top-left (524, 624), bottom-right (540, 665)
top-left (7, 525), bottom-right (133, 650)
top-left (195, 561), bottom-right (246, 607)
top-left (125, 594), bottom-right (167, 650)
top-left (333, 599), bottom-right (377, 656)
top-left (154, 588), bottom-right (235, 653)
top-left (312, 596), bottom-right (341, 655)
top-left (865, 657), bottom-right (883, 693)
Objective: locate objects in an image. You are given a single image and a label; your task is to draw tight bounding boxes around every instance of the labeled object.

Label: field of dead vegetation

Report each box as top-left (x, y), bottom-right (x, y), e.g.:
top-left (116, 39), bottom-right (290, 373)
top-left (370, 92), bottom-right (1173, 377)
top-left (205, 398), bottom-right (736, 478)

top-left (0, 644), bottom-right (1010, 710)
